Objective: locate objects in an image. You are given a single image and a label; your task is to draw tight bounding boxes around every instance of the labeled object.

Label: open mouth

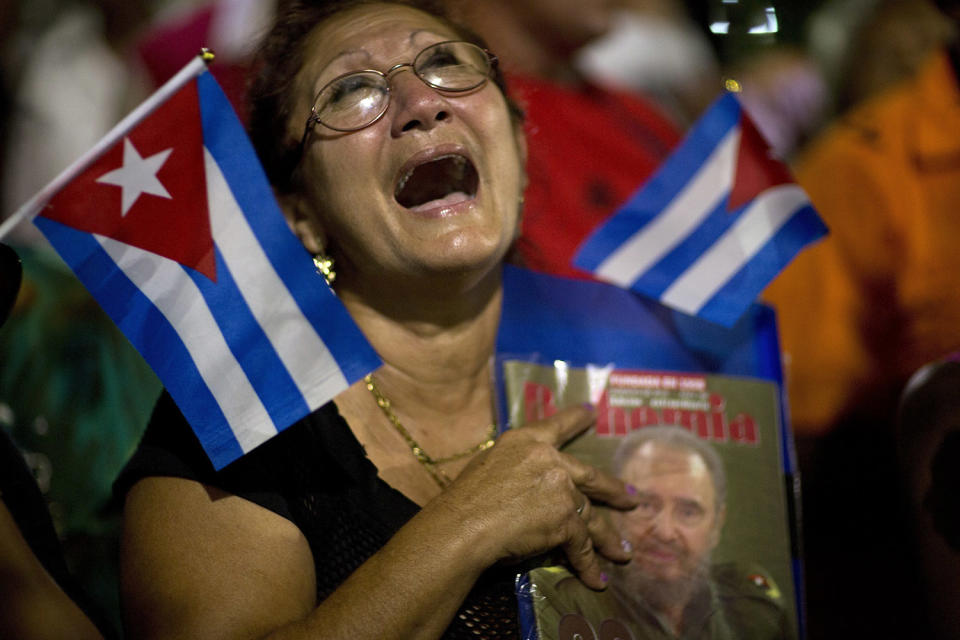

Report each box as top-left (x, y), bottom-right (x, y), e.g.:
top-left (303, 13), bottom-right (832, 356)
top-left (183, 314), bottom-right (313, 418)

top-left (394, 154), bottom-right (479, 210)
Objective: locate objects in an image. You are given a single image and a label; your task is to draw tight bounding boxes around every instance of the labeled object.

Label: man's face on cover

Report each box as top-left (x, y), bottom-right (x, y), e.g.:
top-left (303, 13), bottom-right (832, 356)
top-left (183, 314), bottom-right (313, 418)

top-left (616, 441), bottom-right (724, 583)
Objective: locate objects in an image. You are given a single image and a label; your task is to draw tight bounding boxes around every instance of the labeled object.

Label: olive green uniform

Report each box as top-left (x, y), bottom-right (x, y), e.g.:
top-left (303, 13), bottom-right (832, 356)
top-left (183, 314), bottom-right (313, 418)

top-left (531, 564), bottom-right (795, 640)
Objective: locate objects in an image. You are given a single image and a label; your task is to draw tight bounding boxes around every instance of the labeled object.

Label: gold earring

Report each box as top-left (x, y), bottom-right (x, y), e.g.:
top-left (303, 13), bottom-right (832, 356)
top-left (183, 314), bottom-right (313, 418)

top-left (313, 252), bottom-right (336, 286)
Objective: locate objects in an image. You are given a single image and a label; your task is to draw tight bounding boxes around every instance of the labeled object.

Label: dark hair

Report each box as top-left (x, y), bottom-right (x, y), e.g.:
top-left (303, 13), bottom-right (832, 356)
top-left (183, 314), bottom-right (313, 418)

top-left (247, 0), bottom-right (521, 193)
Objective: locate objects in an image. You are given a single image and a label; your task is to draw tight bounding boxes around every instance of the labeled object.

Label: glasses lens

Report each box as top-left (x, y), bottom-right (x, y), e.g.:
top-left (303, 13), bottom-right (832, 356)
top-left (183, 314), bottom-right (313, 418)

top-left (314, 71), bottom-right (389, 131)
top-left (415, 41), bottom-right (491, 91)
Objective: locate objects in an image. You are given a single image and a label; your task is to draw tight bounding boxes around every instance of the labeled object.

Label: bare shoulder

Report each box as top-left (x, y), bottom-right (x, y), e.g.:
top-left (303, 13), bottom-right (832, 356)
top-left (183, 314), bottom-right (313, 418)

top-left (120, 476), bottom-right (316, 640)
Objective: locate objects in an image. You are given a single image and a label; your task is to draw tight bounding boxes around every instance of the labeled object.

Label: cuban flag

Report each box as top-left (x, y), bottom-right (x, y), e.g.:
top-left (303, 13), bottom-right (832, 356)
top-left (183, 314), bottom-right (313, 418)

top-left (573, 92), bottom-right (827, 327)
top-left (2, 56), bottom-right (380, 469)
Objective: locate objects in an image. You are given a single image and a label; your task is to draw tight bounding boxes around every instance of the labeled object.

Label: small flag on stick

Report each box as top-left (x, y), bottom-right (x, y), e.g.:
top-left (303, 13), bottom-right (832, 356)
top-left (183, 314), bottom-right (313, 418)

top-left (573, 92), bottom-right (827, 327)
top-left (1, 55), bottom-right (380, 469)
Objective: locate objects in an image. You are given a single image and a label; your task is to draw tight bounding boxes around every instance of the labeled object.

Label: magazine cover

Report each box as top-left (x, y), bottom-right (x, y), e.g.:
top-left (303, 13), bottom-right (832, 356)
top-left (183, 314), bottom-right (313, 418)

top-left (503, 361), bottom-right (797, 640)
top-left (495, 266), bottom-right (802, 640)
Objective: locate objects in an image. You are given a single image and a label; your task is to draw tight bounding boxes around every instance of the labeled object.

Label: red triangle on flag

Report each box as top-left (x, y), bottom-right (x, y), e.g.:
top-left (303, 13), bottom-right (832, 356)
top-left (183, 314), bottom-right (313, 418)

top-left (727, 110), bottom-right (794, 212)
top-left (42, 80), bottom-right (216, 280)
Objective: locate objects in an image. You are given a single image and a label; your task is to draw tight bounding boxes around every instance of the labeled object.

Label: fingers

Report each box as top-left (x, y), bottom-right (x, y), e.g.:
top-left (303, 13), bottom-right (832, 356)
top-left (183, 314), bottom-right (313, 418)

top-left (583, 506), bottom-right (633, 565)
top-left (560, 452), bottom-right (639, 511)
top-left (562, 509), bottom-right (608, 591)
top-left (574, 494), bottom-right (588, 518)
top-left (518, 404), bottom-right (597, 448)
top-left (465, 406), bottom-right (640, 589)
top-left (571, 492), bottom-right (632, 566)
top-left (515, 406), bottom-right (638, 509)
top-left (501, 406), bottom-right (639, 584)
top-left (561, 492), bottom-right (633, 590)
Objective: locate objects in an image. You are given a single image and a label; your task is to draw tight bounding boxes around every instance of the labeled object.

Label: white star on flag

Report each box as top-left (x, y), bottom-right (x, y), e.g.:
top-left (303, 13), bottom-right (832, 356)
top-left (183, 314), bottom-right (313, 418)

top-left (96, 138), bottom-right (174, 216)
top-left (21, 61), bottom-right (382, 469)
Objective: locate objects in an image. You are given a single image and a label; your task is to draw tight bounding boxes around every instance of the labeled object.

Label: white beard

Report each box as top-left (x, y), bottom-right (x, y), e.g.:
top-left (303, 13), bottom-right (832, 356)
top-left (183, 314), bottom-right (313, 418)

top-left (612, 550), bottom-right (712, 616)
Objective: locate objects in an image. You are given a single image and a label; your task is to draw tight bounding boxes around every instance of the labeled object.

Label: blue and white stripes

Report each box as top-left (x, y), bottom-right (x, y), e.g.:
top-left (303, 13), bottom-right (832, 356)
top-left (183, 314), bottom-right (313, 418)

top-left (36, 70), bottom-right (379, 468)
top-left (575, 92), bottom-right (827, 327)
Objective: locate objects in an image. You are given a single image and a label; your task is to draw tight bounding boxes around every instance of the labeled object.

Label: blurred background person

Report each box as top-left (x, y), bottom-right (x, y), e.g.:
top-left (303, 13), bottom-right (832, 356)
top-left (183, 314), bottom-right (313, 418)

top-left (898, 356), bottom-right (960, 640)
top-left (575, 0), bottom-right (829, 160)
top-left (1, 0), bottom-right (153, 247)
top-left (761, 0), bottom-right (960, 637)
top-left (0, 0), bottom-right (162, 631)
top-left (0, 0), bottom-right (275, 632)
top-left (726, 46), bottom-right (828, 160)
top-left (0, 243), bottom-right (110, 639)
top-left (134, 0), bottom-right (275, 116)
top-left (443, 0), bottom-right (682, 279)
top-left (575, 0), bottom-right (722, 127)
top-left (807, 0), bottom-right (954, 115)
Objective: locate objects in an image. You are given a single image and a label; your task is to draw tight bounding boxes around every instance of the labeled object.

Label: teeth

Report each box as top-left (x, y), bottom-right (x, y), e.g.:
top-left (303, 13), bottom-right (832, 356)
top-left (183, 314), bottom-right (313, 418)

top-left (452, 155), bottom-right (466, 181)
top-left (395, 154), bottom-right (465, 199)
top-left (396, 170), bottom-right (411, 196)
top-left (394, 154), bottom-right (478, 208)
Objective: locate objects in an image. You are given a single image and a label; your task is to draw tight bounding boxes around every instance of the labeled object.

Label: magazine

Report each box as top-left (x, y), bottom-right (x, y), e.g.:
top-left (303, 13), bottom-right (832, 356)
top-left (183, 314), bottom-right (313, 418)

top-left (502, 360), bottom-right (798, 640)
top-left (494, 266), bottom-right (802, 640)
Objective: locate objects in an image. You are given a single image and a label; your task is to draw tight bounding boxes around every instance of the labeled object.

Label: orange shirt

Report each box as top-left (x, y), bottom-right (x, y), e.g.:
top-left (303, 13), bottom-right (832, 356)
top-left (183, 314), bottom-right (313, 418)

top-left (764, 50), bottom-right (960, 434)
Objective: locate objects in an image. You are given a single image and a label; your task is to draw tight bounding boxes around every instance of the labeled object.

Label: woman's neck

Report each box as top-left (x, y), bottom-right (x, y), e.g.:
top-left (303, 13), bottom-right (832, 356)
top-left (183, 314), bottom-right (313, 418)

top-left (337, 265), bottom-right (503, 411)
top-left (332, 267), bottom-right (504, 503)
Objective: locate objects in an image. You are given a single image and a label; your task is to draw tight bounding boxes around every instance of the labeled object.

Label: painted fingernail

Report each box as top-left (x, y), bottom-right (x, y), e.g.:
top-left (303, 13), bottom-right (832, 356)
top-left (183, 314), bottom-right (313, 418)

top-left (625, 484), bottom-right (637, 495)
top-left (600, 572), bottom-right (609, 583)
top-left (621, 539), bottom-right (633, 553)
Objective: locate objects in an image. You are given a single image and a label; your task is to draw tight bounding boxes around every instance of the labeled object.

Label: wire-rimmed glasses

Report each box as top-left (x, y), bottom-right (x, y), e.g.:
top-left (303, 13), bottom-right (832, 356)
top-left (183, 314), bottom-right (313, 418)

top-left (299, 40), bottom-right (497, 149)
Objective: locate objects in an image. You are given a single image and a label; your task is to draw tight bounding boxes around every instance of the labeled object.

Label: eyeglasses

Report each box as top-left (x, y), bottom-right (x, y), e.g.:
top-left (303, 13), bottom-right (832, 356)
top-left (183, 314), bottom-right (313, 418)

top-left (300, 40), bottom-right (497, 145)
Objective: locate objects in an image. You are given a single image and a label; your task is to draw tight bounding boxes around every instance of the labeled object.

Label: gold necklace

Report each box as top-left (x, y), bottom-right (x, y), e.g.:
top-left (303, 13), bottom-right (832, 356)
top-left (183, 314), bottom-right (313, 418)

top-left (364, 374), bottom-right (497, 488)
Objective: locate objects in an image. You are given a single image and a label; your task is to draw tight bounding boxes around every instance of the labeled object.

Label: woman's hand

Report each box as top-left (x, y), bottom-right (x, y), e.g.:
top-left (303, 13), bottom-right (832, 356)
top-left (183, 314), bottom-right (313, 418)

top-left (119, 405), bottom-right (636, 640)
top-left (429, 405), bottom-right (639, 590)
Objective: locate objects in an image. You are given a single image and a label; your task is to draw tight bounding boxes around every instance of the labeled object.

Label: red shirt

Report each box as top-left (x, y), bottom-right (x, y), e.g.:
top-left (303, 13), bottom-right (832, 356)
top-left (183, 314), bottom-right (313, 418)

top-left (508, 73), bottom-right (681, 278)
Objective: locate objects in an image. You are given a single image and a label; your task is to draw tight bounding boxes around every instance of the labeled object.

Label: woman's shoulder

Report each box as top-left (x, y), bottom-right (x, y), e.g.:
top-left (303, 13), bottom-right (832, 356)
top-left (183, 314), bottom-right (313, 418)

top-left (112, 392), bottom-right (355, 522)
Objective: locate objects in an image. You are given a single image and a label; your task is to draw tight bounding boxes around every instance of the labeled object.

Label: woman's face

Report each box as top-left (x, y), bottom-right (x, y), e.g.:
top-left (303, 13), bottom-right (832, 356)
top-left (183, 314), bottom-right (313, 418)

top-left (287, 3), bottom-right (526, 286)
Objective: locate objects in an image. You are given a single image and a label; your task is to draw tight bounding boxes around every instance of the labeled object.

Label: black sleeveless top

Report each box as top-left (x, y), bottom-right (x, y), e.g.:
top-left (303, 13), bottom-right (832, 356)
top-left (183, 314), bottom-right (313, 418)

top-left (114, 392), bottom-right (521, 638)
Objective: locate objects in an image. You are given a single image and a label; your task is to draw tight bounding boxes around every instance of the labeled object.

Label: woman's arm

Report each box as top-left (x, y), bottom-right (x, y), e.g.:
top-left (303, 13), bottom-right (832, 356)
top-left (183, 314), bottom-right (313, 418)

top-left (0, 501), bottom-right (104, 640)
top-left (120, 406), bottom-right (638, 640)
